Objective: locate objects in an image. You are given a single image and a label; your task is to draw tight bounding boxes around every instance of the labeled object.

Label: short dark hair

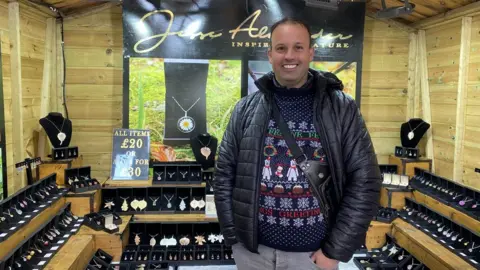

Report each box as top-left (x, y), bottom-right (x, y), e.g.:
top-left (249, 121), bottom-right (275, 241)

top-left (269, 17), bottom-right (313, 48)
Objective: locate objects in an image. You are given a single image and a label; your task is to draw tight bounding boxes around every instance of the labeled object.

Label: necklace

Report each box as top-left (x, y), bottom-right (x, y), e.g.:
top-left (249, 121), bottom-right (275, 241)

top-left (407, 121), bottom-right (425, 140)
top-left (197, 137), bottom-right (212, 159)
top-left (469, 242), bottom-right (480, 253)
top-left (149, 197), bottom-right (160, 206)
top-left (171, 96), bottom-right (200, 133)
top-left (44, 117), bottom-right (67, 145)
top-left (164, 194), bottom-right (174, 208)
top-left (178, 196), bottom-right (188, 211)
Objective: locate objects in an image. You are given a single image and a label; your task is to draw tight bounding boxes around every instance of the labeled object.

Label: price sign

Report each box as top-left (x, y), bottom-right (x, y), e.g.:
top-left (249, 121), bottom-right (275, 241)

top-left (110, 128), bottom-right (150, 180)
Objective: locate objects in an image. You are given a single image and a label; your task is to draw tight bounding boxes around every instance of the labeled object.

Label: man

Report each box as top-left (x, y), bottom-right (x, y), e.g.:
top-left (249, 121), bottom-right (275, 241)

top-left (214, 17), bottom-right (382, 270)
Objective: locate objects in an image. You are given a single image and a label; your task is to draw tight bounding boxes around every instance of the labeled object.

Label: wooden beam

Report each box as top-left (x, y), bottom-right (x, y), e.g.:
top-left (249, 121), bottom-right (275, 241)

top-left (407, 32), bottom-right (417, 120)
top-left (453, 17), bottom-right (472, 182)
top-left (8, 1), bottom-right (26, 190)
top-left (418, 30), bottom-right (434, 171)
top-left (38, 18), bottom-right (56, 159)
top-left (411, 1), bottom-right (480, 30)
top-left (55, 21), bottom-right (64, 114)
top-left (366, 11), bottom-right (417, 33)
top-left (63, 2), bottom-right (120, 20)
top-left (17, 0), bottom-right (59, 18)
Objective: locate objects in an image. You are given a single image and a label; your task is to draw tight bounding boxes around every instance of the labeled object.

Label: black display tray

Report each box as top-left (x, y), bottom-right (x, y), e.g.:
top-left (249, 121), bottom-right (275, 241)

top-left (152, 161), bottom-right (207, 184)
top-left (65, 166), bottom-right (101, 193)
top-left (410, 168), bottom-right (480, 221)
top-left (399, 198), bottom-right (480, 269)
top-left (375, 207), bottom-right (398, 223)
top-left (51, 146), bottom-right (79, 161)
top-left (0, 173), bottom-right (68, 243)
top-left (85, 249), bottom-right (114, 270)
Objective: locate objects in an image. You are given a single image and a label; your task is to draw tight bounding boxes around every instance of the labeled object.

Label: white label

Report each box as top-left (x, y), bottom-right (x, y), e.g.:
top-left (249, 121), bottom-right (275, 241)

top-left (33, 210), bottom-right (39, 213)
top-left (47, 201), bottom-right (52, 203)
top-left (40, 205), bottom-right (46, 208)
top-left (449, 246), bottom-right (454, 249)
top-left (70, 229), bottom-right (76, 232)
top-left (424, 229), bottom-right (429, 232)
top-left (19, 220), bottom-right (25, 224)
top-left (470, 259), bottom-right (478, 264)
top-left (51, 246), bottom-right (59, 251)
top-left (44, 253), bottom-right (52, 258)
top-left (38, 261), bottom-right (46, 266)
top-left (79, 219), bottom-right (84, 222)
top-left (63, 234), bottom-right (70, 238)
top-left (25, 215), bottom-right (31, 218)
top-left (432, 234), bottom-right (437, 237)
top-left (53, 196), bottom-right (58, 199)
top-left (74, 224), bottom-right (80, 227)
top-left (0, 233), bottom-right (7, 237)
top-left (440, 240), bottom-right (446, 243)
top-left (461, 253), bottom-right (467, 257)
top-left (57, 240), bottom-right (65, 244)
top-left (416, 224), bottom-right (420, 227)
top-left (9, 227), bottom-right (16, 231)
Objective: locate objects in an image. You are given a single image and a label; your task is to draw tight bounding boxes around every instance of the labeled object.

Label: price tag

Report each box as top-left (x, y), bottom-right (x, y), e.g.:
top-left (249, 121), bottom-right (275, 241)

top-left (440, 240), bottom-right (446, 243)
top-left (460, 252), bottom-right (467, 257)
top-left (424, 229), bottom-right (429, 232)
top-left (78, 219), bottom-right (84, 222)
top-left (53, 196), bottom-right (58, 199)
top-left (432, 234), bottom-right (437, 237)
top-left (70, 229), bottom-right (77, 232)
top-left (33, 210), bottom-right (39, 213)
top-left (25, 215), bottom-right (31, 218)
top-left (10, 227), bottom-right (16, 231)
top-left (50, 246), bottom-right (59, 251)
top-left (19, 220), bottom-right (25, 224)
top-left (471, 259), bottom-right (478, 264)
top-left (47, 201), bottom-right (52, 203)
top-left (0, 233), bottom-right (7, 237)
top-left (57, 240), bottom-right (65, 244)
top-left (110, 128), bottom-right (150, 181)
top-left (74, 223), bottom-right (80, 227)
top-left (40, 205), bottom-right (46, 208)
top-left (44, 253), bottom-right (52, 258)
top-left (38, 261), bottom-right (46, 266)
top-left (63, 234), bottom-right (70, 238)
top-left (415, 224), bottom-right (420, 227)
top-left (448, 246), bottom-right (454, 249)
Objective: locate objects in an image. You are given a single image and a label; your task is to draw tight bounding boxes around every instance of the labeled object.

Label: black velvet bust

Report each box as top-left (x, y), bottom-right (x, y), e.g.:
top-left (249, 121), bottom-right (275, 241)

top-left (400, 118), bottom-right (430, 148)
top-left (39, 112), bottom-right (72, 148)
top-left (190, 133), bottom-right (217, 170)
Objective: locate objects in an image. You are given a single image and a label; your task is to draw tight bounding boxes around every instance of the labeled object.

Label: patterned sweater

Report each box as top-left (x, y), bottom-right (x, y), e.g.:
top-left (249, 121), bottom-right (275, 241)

top-left (258, 76), bottom-right (328, 252)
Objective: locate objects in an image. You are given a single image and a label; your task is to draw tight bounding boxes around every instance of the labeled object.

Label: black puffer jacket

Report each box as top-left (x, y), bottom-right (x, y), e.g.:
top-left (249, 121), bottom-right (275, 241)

top-left (213, 69), bottom-right (382, 262)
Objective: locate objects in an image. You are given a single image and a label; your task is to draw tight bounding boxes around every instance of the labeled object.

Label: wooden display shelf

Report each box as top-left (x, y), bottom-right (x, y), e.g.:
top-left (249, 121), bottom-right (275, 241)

top-left (103, 178), bottom-right (206, 188)
top-left (380, 187), bottom-right (413, 210)
top-left (132, 213), bottom-right (218, 223)
top-left (36, 157), bottom-right (83, 186)
top-left (388, 155), bottom-right (432, 177)
top-left (44, 235), bottom-right (95, 270)
top-left (0, 197), bottom-right (66, 259)
top-left (391, 219), bottom-right (475, 270)
top-left (411, 191), bottom-right (480, 235)
top-left (77, 215), bottom-right (132, 261)
top-left (65, 188), bottom-right (102, 216)
top-left (365, 220), bottom-right (393, 249)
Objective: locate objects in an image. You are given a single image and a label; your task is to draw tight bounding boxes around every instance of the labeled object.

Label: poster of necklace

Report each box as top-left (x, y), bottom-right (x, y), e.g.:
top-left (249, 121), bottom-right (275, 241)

top-left (128, 58), bottom-right (241, 161)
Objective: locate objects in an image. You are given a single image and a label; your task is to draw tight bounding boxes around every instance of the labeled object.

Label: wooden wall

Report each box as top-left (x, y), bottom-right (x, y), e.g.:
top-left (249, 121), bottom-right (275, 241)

top-left (424, 16), bottom-right (480, 190)
top-left (0, 1), bottom-right (50, 195)
top-left (60, 8), bottom-right (410, 180)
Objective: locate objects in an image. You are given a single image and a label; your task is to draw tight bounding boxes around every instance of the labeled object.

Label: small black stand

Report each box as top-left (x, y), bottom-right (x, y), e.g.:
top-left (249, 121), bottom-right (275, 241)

top-left (190, 133), bottom-right (218, 170)
top-left (15, 157), bottom-right (42, 185)
top-left (394, 146), bottom-right (419, 159)
top-left (400, 118), bottom-right (430, 148)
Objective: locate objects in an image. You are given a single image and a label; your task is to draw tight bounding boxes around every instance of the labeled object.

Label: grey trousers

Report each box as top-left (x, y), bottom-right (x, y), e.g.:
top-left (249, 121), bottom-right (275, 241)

top-left (232, 243), bottom-right (331, 270)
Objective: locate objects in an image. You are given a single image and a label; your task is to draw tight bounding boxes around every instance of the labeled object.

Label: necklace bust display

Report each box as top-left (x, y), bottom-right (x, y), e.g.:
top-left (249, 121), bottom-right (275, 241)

top-left (190, 133), bottom-right (218, 170)
top-left (39, 112), bottom-right (73, 148)
top-left (400, 118), bottom-right (430, 148)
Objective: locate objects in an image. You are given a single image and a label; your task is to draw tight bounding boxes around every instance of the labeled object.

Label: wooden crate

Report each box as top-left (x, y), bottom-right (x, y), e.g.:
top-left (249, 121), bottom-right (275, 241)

top-left (77, 215), bottom-right (132, 261)
top-left (388, 155), bottom-right (432, 177)
top-left (65, 189), bottom-right (102, 217)
top-left (44, 235), bottom-right (95, 270)
top-left (380, 187), bottom-right (413, 210)
top-left (392, 219), bottom-right (474, 270)
top-left (365, 221), bottom-right (392, 249)
top-left (36, 156), bottom-right (83, 186)
top-left (0, 198), bottom-right (66, 259)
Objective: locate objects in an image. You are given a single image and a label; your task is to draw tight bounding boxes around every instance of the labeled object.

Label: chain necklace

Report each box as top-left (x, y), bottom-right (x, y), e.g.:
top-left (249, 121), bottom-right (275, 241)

top-left (45, 117), bottom-right (67, 145)
top-left (407, 120), bottom-right (425, 140)
top-left (197, 136), bottom-right (212, 159)
top-left (171, 96), bottom-right (200, 133)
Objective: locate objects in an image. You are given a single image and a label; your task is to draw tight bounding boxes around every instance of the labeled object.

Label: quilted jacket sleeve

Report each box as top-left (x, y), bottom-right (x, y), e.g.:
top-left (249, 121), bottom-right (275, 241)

top-left (322, 96), bottom-right (382, 262)
top-left (213, 102), bottom-right (243, 247)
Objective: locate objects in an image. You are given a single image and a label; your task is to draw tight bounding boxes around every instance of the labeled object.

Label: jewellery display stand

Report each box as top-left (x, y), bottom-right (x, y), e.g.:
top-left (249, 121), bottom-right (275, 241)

top-left (0, 173), bottom-right (68, 243)
top-left (64, 166), bottom-right (101, 193)
top-left (398, 198), bottom-right (480, 268)
top-left (353, 234), bottom-right (429, 270)
top-left (190, 133), bottom-right (218, 170)
top-left (51, 146), bottom-right (79, 161)
top-left (101, 187), bottom-right (206, 215)
top-left (84, 211), bottom-right (121, 234)
top-left (382, 173), bottom-right (410, 190)
top-left (400, 118), bottom-right (430, 149)
top-left (410, 168), bottom-right (480, 221)
top-left (0, 202), bottom-right (84, 270)
top-left (395, 146), bottom-right (420, 159)
top-left (15, 157), bottom-right (42, 185)
top-left (152, 162), bottom-right (203, 184)
top-left (120, 222), bottom-right (234, 266)
top-left (39, 112), bottom-right (73, 148)
top-left (163, 59), bottom-right (209, 146)
top-left (86, 249), bottom-right (114, 270)
top-left (375, 207), bottom-right (398, 224)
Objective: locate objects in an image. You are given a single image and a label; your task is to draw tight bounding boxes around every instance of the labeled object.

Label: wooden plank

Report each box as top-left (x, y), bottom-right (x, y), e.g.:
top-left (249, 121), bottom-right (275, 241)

top-left (17, 0), bottom-right (58, 18)
top-left (63, 2), bottom-right (120, 20)
top-left (407, 32), bottom-right (417, 120)
top-left (65, 67), bottom-right (122, 85)
top-left (411, 1), bottom-right (480, 29)
top-left (55, 22), bottom-right (64, 114)
top-left (64, 47), bottom-right (122, 68)
top-left (62, 11), bottom-right (122, 31)
top-left (366, 11), bottom-right (417, 33)
top-left (365, 221), bottom-right (392, 249)
top-left (453, 17), bottom-right (472, 182)
top-left (418, 30), bottom-right (435, 170)
top-left (8, 1), bottom-right (26, 189)
top-left (63, 30), bottom-right (122, 47)
top-left (44, 235), bottom-right (95, 270)
top-left (392, 219), bottom-right (476, 270)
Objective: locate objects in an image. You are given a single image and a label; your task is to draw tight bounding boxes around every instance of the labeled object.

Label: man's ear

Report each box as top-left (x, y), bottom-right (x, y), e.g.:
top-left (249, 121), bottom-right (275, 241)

top-left (309, 46), bottom-right (314, 61)
top-left (268, 47), bottom-right (273, 64)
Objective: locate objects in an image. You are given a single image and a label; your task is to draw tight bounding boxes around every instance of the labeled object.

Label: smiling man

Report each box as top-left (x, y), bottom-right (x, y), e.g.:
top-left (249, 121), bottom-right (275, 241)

top-left (214, 17), bottom-right (382, 270)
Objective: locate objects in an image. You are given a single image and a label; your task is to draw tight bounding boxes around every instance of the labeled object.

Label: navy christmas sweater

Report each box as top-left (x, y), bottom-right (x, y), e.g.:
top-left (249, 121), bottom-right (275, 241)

top-left (258, 76), bottom-right (328, 252)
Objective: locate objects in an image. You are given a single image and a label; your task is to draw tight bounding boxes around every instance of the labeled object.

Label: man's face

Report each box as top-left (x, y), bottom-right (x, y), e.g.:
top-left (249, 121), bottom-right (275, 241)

top-left (268, 23), bottom-right (314, 88)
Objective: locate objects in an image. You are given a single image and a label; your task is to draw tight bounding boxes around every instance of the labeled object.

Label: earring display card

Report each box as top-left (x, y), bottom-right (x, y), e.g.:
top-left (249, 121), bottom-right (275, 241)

top-left (395, 146), bottom-right (419, 159)
top-left (410, 168), bottom-right (480, 221)
top-left (0, 173), bottom-right (68, 243)
top-left (121, 222), bottom-right (234, 265)
top-left (51, 146), bottom-right (79, 161)
top-left (382, 173), bottom-right (410, 190)
top-left (353, 234), bottom-right (428, 270)
top-left (101, 187), bottom-right (206, 215)
top-left (152, 162), bottom-right (203, 184)
top-left (398, 198), bottom-right (480, 268)
top-left (0, 203), bottom-right (83, 270)
top-left (64, 166), bottom-right (100, 193)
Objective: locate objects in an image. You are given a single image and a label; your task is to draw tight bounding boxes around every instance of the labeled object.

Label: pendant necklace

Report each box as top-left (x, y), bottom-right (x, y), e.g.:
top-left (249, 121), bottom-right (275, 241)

top-left (120, 196), bottom-right (129, 211)
top-left (149, 234), bottom-right (158, 247)
top-left (407, 121), bottom-right (425, 140)
top-left (178, 196), bottom-right (188, 211)
top-left (164, 194), bottom-right (174, 208)
top-left (171, 96), bottom-right (200, 133)
top-left (149, 197), bottom-right (160, 206)
top-left (197, 137), bottom-right (212, 159)
top-left (45, 117), bottom-right (67, 145)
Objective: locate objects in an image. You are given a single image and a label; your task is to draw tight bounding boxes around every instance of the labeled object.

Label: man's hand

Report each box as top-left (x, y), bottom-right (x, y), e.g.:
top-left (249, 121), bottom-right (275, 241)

top-left (310, 249), bottom-right (339, 270)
